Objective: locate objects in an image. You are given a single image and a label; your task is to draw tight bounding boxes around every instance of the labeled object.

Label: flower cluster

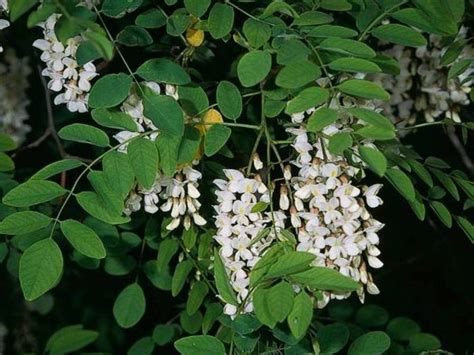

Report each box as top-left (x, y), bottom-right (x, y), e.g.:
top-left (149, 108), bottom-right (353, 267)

top-left (286, 107), bottom-right (384, 307)
top-left (33, 13), bottom-right (98, 113)
top-left (0, 0), bottom-right (9, 53)
top-left (372, 27), bottom-right (474, 125)
top-left (119, 83), bottom-right (205, 231)
top-left (213, 169), bottom-right (286, 317)
top-left (0, 49), bottom-right (32, 144)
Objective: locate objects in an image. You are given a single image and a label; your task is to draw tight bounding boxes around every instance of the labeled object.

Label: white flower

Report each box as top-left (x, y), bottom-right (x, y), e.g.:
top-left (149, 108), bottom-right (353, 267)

top-left (33, 14), bottom-right (98, 113)
top-left (365, 184), bottom-right (383, 208)
top-left (213, 171), bottom-right (285, 318)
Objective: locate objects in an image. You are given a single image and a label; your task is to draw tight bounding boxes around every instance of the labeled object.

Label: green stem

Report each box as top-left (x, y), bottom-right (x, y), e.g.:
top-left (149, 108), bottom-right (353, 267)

top-left (398, 121), bottom-right (463, 131)
top-left (358, 1), bottom-right (409, 41)
top-left (49, 130), bottom-right (159, 239)
top-left (225, 0), bottom-right (275, 26)
top-left (246, 128), bottom-right (264, 175)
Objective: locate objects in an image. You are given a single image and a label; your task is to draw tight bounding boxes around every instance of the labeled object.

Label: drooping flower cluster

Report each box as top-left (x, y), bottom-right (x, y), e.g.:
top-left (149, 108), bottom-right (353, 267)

top-left (213, 169), bottom-right (286, 317)
top-left (0, 0), bottom-right (9, 53)
top-left (286, 107), bottom-right (384, 307)
top-left (0, 49), bottom-right (32, 143)
top-left (118, 82), bottom-right (205, 231)
top-left (372, 26), bottom-right (474, 125)
top-left (33, 13), bottom-right (98, 113)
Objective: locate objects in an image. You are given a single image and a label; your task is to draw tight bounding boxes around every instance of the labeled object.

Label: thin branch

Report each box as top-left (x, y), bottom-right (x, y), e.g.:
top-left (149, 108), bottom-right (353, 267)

top-left (446, 125), bottom-right (474, 176)
top-left (37, 65), bottom-right (67, 159)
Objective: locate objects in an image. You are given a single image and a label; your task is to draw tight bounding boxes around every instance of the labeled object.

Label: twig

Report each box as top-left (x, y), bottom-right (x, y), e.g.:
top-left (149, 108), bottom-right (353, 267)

top-left (446, 125), bottom-right (474, 176)
top-left (37, 65), bottom-right (67, 158)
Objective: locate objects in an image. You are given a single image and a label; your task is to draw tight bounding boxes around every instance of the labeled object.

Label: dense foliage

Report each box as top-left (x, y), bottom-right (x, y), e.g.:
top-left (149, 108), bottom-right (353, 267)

top-left (0, 0), bottom-right (473, 354)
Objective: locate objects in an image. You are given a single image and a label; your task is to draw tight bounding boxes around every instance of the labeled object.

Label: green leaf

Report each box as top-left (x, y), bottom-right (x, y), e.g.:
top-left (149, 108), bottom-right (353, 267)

top-left (407, 159), bottom-right (433, 187)
top-left (318, 323), bottom-right (350, 354)
top-left (359, 146), bottom-right (387, 177)
top-left (179, 85), bottom-right (209, 117)
top-left (285, 87), bottom-right (329, 114)
top-left (0, 153), bottom-right (14, 172)
top-left (287, 291), bottom-right (313, 340)
top-left (237, 50), bottom-right (272, 88)
top-left (328, 133), bottom-right (353, 155)
top-left (83, 31), bottom-right (114, 61)
top-left (171, 260), bottom-right (193, 297)
top-left (390, 8), bottom-right (441, 35)
top-left (113, 283), bottom-right (146, 328)
top-left (250, 201), bottom-right (269, 213)
top-left (455, 216), bottom-right (474, 243)
top-left (89, 73), bottom-right (132, 108)
top-left (187, 281), bottom-right (209, 315)
top-left (413, 0), bottom-right (458, 35)
top-left (408, 333), bottom-right (441, 352)
top-left (204, 125), bottom-right (231, 157)
top-left (307, 108), bottom-right (338, 132)
top-left (217, 81), bottom-right (242, 120)
top-left (46, 325), bottom-right (99, 355)
top-left (153, 324), bottom-right (175, 345)
top-left (76, 41), bottom-right (102, 66)
top-left (76, 191), bottom-right (130, 225)
top-left (308, 25), bottom-right (357, 38)
top-left (276, 60), bottom-right (321, 89)
top-left (319, 38), bottom-right (376, 58)
top-left (265, 251), bottom-right (315, 279)
top-left (136, 59), bottom-right (191, 85)
top-left (372, 24), bottom-right (427, 47)
top-left (10, 0), bottom-right (39, 22)
top-left (213, 250), bottom-right (238, 306)
top-left (448, 59), bottom-right (471, 80)
top-left (60, 219), bottom-right (106, 259)
top-left (178, 127), bottom-right (201, 165)
top-left (208, 3), bottom-right (234, 39)
top-left (20, 239), bottom-right (63, 301)
top-left (339, 80), bottom-right (390, 101)
top-left (3, 180), bottom-right (67, 207)
top-left (58, 124), bottom-right (109, 147)
top-left (175, 335), bottom-right (225, 355)
top-left (143, 93), bottom-right (184, 137)
top-left (116, 25), bottom-right (153, 46)
top-left (267, 282), bottom-right (294, 322)
top-left (292, 11), bottom-right (333, 26)
top-left (348, 108), bottom-right (394, 131)
top-left (30, 159), bottom-right (83, 180)
top-left (290, 267), bottom-right (360, 292)
top-left (0, 211), bottom-right (52, 235)
top-left (430, 201), bottom-right (452, 228)
top-left (102, 0), bottom-right (142, 18)
top-left (440, 40), bottom-right (465, 66)
top-left (430, 169), bottom-right (459, 201)
top-left (156, 238), bottom-right (179, 273)
top-left (156, 133), bottom-right (180, 176)
top-left (0, 133), bottom-right (17, 151)
top-left (276, 39), bottom-right (310, 65)
top-left (385, 168), bottom-right (416, 202)
top-left (128, 337), bottom-right (155, 355)
top-left (135, 9), bottom-right (166, 29)
top-left (409, 194), bottom-right (426, 221)
top-left (356, 125), bottom-right (396, 141)
top-left (243, 19), bottom-right (271, 48)
top-left (128, 137), bottom-right (159, 189)
top-left (252, 288), bottom-right (277, 328)
top-left (92, 108), bottom-right (137, 132)
top-left (386, 317), bottom-right (421, 342)
top-left (103, 151), bottom-right (135, 199)
top-left (329, 57), bottom-right (381, 73)
top-left (348, 331), bottom-right (391, 355)
top-left (184, 0), bottom-right (211, 17)
top-left (320, 0), bottom-right (351, 11)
